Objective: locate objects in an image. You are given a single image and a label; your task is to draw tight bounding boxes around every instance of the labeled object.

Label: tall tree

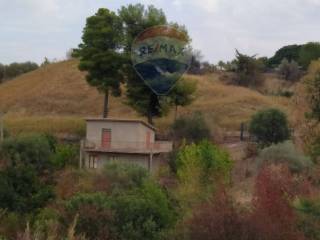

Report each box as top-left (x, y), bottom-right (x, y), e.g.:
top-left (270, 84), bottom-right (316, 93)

top-left (234, 50), bottom-right (264, 87)
top-left (119, 4), bottom-right (168, 124)
top-left (75, 8), bottom-right (124, 118)
top-left (119, 4), bottom-right (193, 124)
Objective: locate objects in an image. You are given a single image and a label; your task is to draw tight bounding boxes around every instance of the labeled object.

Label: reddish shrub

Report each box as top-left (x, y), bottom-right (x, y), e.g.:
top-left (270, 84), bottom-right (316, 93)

top-left (188, 189), bottom-right (251, 240)
top-left (187, 167), bottom-right (310, 240)
top-left (250, 166), bottom-right (306, 240)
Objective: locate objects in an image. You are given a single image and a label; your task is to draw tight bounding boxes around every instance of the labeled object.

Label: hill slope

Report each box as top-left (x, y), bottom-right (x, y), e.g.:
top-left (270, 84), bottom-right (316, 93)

top-left (0, 60), bottom-right (290, 134)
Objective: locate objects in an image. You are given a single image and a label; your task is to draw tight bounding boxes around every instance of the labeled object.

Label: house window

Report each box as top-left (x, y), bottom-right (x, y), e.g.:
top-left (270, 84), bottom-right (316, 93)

top-left (89, 155), bottom-right (98, 169)
top-left (101, 129), bottom-right (111, 149)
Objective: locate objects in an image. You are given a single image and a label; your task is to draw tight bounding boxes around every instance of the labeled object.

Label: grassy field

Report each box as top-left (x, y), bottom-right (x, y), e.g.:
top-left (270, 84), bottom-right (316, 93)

top-left (0, 60), bottom-right (292, 136)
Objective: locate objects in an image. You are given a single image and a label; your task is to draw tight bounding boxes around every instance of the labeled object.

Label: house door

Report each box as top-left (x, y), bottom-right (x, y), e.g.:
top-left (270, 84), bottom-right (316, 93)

top-left (101, 129), bottom-right (111, 149)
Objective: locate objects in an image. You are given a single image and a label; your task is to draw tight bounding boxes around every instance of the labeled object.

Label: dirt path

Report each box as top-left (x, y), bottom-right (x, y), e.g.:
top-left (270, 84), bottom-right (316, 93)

top-left (220, 139), bottom-right (256, 206)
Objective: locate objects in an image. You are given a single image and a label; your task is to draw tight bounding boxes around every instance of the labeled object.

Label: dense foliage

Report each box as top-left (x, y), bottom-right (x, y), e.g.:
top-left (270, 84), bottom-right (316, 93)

top-left (268, 44), bottom-right (302, 67)
top-left (0, 166), bottom-right (54, 214)
top-left (171, 112), bottom-right (210, 144)
top-left (187, 166), bottom-right (308, 240)
top-left (64, 164), bottom-right (175, 240)
top-left (0, 62), bottom-right (38, 83)
top-left (249, 108), bottom-right (290, 147)
top-left (175, 141), bottom-right (232, 208)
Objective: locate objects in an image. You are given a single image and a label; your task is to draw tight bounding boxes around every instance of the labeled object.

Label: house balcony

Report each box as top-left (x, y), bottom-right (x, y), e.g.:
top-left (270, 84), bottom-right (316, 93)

top-left (83, 139), bottom-right (173, 154)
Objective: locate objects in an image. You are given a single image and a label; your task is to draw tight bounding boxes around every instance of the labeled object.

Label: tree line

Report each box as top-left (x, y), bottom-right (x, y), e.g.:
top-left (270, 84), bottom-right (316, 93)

top-left (0, 62), bottom-right (39, 83)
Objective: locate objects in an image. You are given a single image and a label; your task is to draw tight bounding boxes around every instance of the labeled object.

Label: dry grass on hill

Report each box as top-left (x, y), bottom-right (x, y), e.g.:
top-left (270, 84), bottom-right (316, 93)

top-left (157, 74), bottom-right (291, 131)
top-left (0, 60), bottom-right (291, 135)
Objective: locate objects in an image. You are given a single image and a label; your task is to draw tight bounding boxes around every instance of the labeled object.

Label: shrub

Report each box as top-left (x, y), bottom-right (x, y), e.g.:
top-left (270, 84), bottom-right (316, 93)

top-left (186, 166), bottom-right (308, 240)
top-left (103, 163), bottom-right (149, 191)
top-left (51, 144), bottom-right (78, 169)
top-left (111, 182), bottom-right (175, 240)
top-left (295, 198), bottom-right (320, 240)
top-left (187, 189), bottom-right (249, 240)
top-left (257, 141), bottom-right (313, 173)
top-left (175, 141), bottom-right (232, 207)
top-left (233, 50), bottom-right (264, 87)
top-left (0, 134), bottom-right (55, 175)
top-left (32, 208), bottom-right (60, 240)
top-left (278, 58), bottom-right (301, 81)
top-left (171, 112), bottom-right (210, 144)
top-left (251, 167), bottom-right (306, 240)
top-left (0, 166), bottom-right (54, 213)
top-left (66, 182), bottom-right (175, 240)
top-left (66, 193), bottom-right (113, 240)
top-left (249, 108), bottom-right (290, 147)
top-left (177, 140), bottom-right (232, 184)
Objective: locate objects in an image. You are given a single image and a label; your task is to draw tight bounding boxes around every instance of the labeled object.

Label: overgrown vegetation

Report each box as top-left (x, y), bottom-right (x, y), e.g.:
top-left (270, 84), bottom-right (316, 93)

top-left (257, 141), bottom-right (313, 173)
top-left (2, 2), bottom-right (320, 240)
top-left (171, 112), bottom-right (210, 145)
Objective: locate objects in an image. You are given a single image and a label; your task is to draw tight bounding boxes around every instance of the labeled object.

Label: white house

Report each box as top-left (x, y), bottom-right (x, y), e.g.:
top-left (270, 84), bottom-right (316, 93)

top-left (80, 118), bottom-right (173, 172)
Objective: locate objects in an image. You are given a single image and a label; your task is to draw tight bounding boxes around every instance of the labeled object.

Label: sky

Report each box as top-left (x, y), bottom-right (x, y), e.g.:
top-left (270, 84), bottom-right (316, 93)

top-left (1, 0), bottom-right (320, 64)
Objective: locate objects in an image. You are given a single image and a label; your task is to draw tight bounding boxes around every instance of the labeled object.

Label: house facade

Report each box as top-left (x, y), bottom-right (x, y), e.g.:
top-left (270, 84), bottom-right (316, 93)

top-left (81, 118), bottom-right (172, 172)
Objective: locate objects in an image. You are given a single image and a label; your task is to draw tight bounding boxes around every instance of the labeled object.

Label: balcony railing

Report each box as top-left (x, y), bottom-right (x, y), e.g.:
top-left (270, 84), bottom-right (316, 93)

top-left (84, 139), bottom-right (172, 153)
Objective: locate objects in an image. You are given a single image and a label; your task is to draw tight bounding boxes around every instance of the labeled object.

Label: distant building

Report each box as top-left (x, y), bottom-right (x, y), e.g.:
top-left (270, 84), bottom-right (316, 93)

top-left (80, 118), bottom-right (173, 172)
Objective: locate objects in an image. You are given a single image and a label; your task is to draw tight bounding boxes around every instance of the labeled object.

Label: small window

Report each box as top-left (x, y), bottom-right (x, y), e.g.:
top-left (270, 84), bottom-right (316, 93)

top-left (89, 155), bottom-right (98, 169)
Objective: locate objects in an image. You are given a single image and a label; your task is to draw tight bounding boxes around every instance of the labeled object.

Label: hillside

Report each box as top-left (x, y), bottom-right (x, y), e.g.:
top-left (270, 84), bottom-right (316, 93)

top-left (0, 60), bottom-right (291, 135)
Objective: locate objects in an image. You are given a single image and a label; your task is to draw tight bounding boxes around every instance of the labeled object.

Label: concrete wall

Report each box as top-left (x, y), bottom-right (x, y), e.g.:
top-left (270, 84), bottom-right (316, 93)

top-left (86, 121), bottom-right (155, 149)
top-left (84, 152), bottom-right (163, 172)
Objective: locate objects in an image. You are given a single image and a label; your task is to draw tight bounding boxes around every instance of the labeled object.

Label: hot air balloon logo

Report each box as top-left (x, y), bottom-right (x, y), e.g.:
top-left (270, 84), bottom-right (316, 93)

top-left (131, 25), bottom-right (192, 95)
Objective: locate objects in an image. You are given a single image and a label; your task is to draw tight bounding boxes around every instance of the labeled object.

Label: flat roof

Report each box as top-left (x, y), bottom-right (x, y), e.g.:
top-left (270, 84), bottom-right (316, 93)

top-left (85, 118), bottom-right (156, 131)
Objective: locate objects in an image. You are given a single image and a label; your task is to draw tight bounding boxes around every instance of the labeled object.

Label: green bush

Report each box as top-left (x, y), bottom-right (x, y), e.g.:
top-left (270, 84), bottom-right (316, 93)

top-left (32, 208), bottom-right (60, 240)
top-left (176, 140), bottom-right (232, 184)
top-left (175, 141), bottom-right (233, 208)
top-left (171, 112), bottom-right (210, 144)
top-left (111, 182), bottom-right (175, 240)
top-left (308, 136), bottom-right (320, 163)
top-left (0, 134), bottom-right (55, 175)
top-left (257, 141), bottom-right (313, 173)
top-left (103, 163), bottom-right (149, 191)
top-left (65, 192), bottom-right (113, 240)
top-left (66, 182), bottom-right (175, 240)
top-left (51, 144), bottom-right (78, 169)
top-left (0, 166), bottom-right (54, 213)
top-left (249, 108), bottom-right (290, 147)
top-left (295, 198), bottom-right (320, 240)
